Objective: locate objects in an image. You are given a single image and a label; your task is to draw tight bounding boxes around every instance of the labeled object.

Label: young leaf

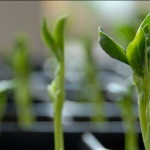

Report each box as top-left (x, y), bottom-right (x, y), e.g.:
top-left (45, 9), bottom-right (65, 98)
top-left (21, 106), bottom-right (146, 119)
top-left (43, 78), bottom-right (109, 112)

top-left (98, 26), bottom-right (129, 65)
top-left (126, 27), bottom-right (146, 77)
top-left (41, 17), bottom-right (59, 59)
top-left (53, 14), bottom-right (68, 57)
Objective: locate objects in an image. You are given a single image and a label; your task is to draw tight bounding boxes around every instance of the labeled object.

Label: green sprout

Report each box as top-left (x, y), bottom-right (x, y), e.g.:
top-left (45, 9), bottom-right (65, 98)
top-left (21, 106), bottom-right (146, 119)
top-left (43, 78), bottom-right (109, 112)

top-left (12, 35), bottom-right (35, 128)
top-left (41, 14), bottom-right (68, 150)
top-left (98, 14), bottom-right (150, 150)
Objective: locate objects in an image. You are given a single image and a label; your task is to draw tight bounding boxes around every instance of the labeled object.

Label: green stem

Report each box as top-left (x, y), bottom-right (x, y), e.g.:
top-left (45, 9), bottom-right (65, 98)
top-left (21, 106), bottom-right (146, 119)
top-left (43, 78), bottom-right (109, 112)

top-left (53, 61), bottom-right (65, 150)
top-left (134, 73), bottom-right (150, 150)
top-left (138, 94), bottom-right (148, 145)
top-left (47, 60), bottom-right (65, 150)
top-left (54, 108), bottom-right (64, 150)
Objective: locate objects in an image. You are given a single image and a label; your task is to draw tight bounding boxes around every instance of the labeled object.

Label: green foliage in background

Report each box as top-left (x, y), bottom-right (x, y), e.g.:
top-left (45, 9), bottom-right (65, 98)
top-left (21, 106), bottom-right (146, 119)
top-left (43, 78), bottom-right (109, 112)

top-left (81, 37), bottom-right (105, 122)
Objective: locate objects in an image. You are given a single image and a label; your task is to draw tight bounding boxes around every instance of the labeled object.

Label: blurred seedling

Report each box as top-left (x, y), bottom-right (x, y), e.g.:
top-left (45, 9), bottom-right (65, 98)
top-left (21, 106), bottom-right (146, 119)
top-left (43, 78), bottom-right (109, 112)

top-left (81, 37), bottom-right (105, 122)
top-left (12, 34), bottom-right (35, 128)
top-left (107, 80), bottom-right (138, 150)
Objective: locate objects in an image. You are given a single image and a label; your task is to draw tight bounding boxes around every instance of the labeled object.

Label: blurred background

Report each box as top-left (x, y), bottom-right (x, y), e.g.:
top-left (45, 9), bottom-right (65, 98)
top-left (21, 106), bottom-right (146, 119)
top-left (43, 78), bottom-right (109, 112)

top-left (0, 1), bottom-right (150, 150)
top-left (0, 1), bottom-right (149, 64)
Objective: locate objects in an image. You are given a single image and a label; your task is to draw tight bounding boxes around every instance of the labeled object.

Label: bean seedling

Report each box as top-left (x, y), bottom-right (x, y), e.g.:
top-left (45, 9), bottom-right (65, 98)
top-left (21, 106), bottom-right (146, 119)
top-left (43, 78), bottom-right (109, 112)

top-left (98, 14), bottom-right (150, 150)
top-left (41, 14), bottom-right (68, 150)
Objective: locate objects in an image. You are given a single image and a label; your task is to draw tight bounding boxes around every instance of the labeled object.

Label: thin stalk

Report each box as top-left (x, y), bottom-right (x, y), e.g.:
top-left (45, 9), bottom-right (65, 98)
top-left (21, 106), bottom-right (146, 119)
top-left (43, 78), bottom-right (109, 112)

top-left (134, 73), bottom-right (150, 150)
top-left (54, 108), bottom-right (64, 150)
top-left (49, 62), bottom-right (65, 150)
top-left (138, 95), bottom-right (148, 144)
top-left (55, 62), bottom-right (64, 150)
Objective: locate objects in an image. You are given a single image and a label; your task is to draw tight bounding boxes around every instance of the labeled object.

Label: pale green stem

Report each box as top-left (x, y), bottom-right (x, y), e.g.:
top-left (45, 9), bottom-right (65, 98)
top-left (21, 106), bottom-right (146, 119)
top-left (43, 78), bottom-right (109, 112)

top-left (54, 107), bottom-right (64, 150)
top-left (134, 73), bottom-right (150, 150)
top-left (51, 61), bottom-right (65, 150)
top-left (138, 94), bottom-right (148, 145)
